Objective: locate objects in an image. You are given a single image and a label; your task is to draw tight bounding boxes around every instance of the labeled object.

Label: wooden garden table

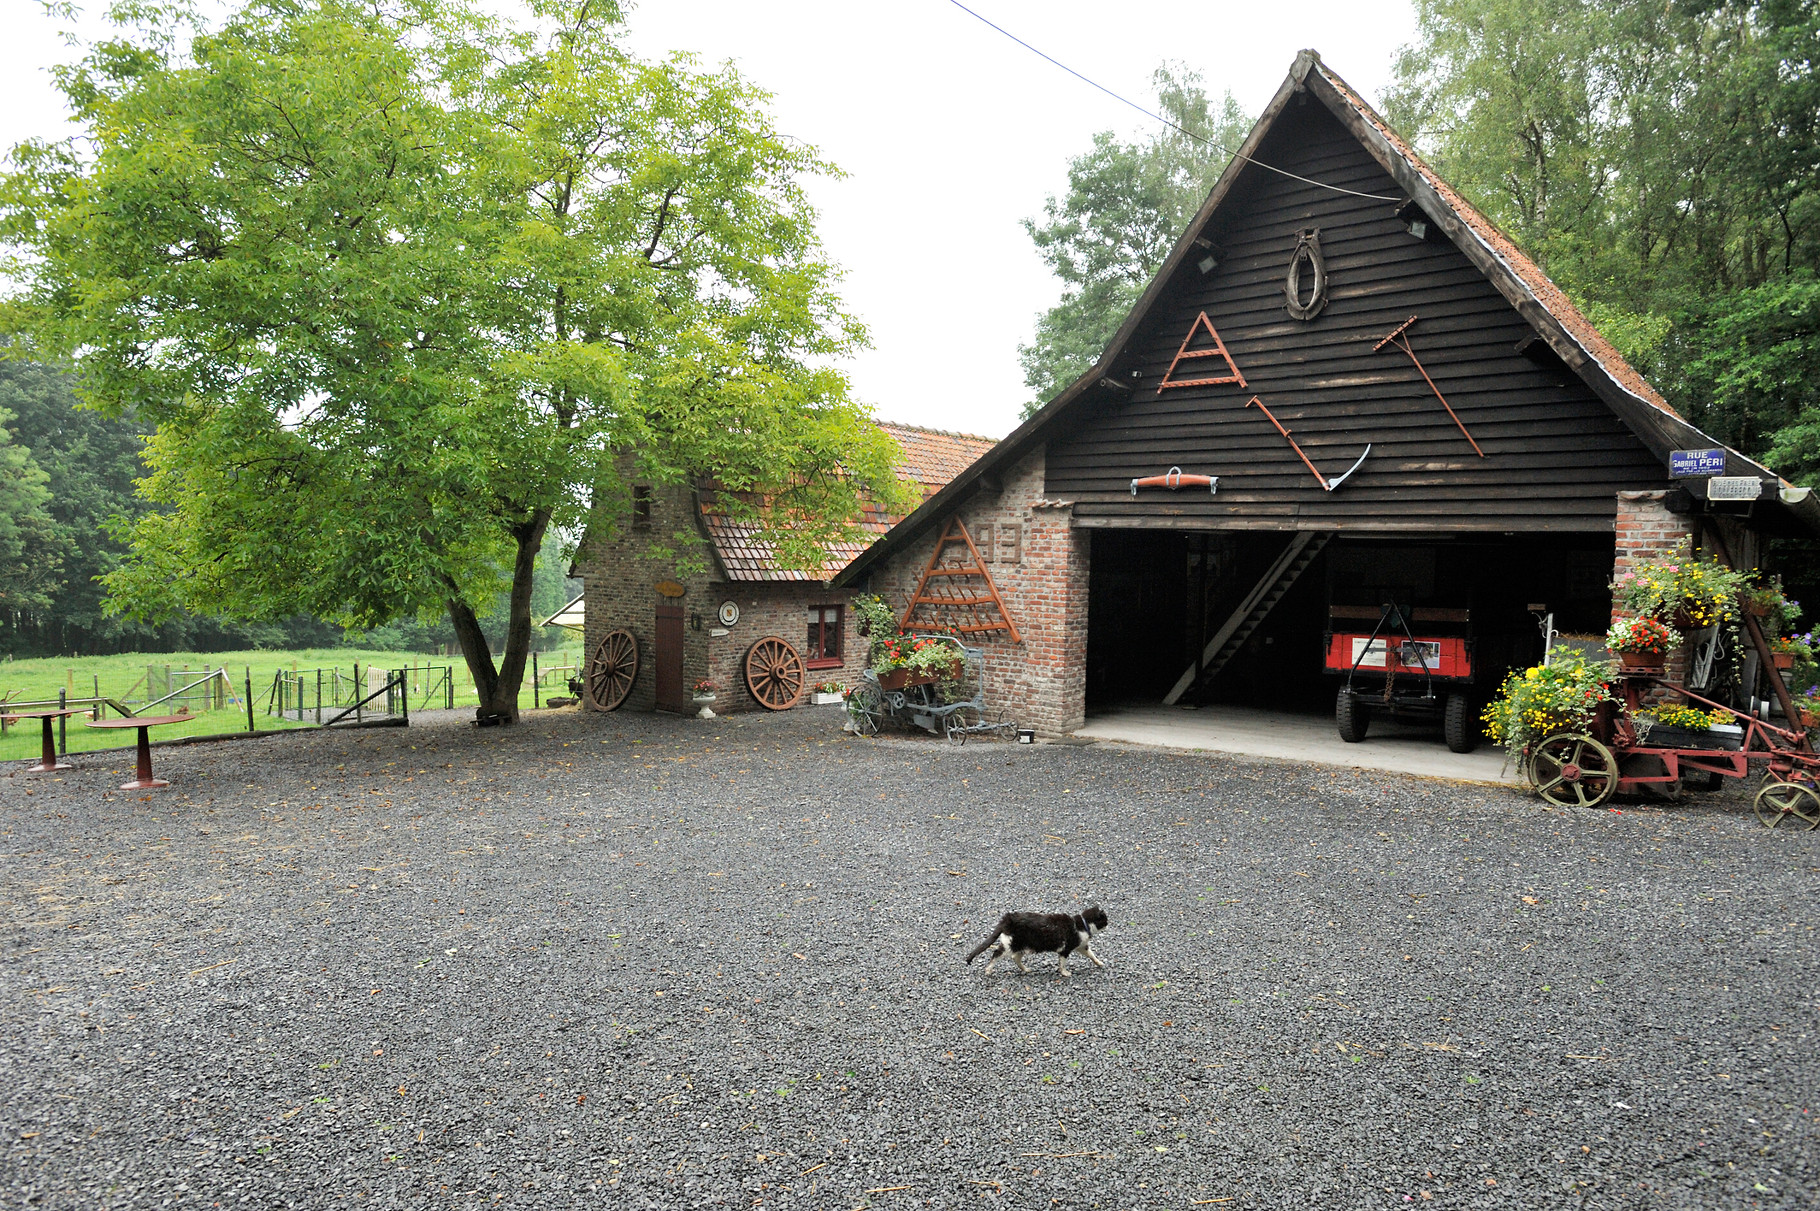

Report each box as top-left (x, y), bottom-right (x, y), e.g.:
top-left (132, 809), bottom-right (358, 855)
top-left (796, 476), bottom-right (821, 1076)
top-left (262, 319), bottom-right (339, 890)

top-left (84, 714), bottom-right (192, 790)
top-left (3, 708), bottom-right (88, 773)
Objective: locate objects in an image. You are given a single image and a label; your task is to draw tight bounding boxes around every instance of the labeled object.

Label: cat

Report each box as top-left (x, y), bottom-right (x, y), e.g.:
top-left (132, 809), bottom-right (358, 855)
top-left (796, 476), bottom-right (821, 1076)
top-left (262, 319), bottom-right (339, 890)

top-left (964, 904), bottom-right (1109, 977)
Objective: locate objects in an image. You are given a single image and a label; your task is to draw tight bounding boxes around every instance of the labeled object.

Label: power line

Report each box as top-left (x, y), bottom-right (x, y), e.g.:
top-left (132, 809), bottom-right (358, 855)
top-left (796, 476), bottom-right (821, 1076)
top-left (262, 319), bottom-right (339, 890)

top-left (943, 0), bottom-right (1404, 203)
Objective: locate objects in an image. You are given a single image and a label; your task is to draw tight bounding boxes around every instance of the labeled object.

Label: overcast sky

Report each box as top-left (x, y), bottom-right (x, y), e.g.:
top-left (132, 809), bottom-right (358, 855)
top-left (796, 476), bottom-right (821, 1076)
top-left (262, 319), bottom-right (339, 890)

top-left (1, 1), bottom-right (1421, 438)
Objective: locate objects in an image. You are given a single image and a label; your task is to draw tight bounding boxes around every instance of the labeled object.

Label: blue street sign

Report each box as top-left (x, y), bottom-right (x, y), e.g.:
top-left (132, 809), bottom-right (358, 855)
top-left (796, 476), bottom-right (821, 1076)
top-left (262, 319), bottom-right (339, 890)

top-left (1670, 448), bottom-right (1727, 477)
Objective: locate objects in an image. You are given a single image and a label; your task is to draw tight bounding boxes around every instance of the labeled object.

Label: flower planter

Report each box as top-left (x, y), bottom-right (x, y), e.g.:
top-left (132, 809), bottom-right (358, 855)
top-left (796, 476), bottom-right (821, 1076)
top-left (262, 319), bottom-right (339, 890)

top-left (1640, 722), bottom-right (1743, 751)
top-left (1613, 648), bottom-right (1666, 674)
top-left (1771, 651), bottom-right (1796, 671)
top-left (810, 692), bottom-right (845, 706)
top-left (876, 661), bottom-right (961, 692)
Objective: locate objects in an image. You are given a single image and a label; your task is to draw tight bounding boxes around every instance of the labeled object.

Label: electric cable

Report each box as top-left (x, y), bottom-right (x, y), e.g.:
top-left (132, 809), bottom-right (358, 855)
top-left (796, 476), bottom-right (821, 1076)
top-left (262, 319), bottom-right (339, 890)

top-left (944, 0), bottom-right (1404, 203)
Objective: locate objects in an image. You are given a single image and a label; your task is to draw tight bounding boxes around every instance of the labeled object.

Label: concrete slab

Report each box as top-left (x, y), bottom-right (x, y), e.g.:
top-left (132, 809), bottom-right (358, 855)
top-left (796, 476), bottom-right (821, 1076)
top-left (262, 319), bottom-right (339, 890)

top-left (1073, 702), bottom-right (1521, 784)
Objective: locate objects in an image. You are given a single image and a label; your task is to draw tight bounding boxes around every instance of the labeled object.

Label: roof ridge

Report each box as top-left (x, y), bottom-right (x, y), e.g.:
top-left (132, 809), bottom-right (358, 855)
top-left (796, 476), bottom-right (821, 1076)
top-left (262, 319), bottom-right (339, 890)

top-left (877, 419), bottom-right (1000, 444)
top-left (1310, 60), bottom-right (1680, 421)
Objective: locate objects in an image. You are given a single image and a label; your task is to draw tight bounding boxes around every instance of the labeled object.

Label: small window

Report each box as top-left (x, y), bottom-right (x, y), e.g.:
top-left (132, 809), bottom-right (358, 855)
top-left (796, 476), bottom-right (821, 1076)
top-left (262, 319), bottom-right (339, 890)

top-left (632, 485), bottom-right (652, 529)
top-left (806, 605), bottom-right (843, 668)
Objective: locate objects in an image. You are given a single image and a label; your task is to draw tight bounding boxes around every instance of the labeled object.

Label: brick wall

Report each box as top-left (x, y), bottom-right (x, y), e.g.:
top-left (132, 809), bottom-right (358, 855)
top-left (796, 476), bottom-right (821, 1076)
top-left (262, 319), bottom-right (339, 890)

top-left (864, 445), bottom-right (1089, 735)
top-left (577, 483), bottom-right (870, 715)
top-left (1613, 490), bottom-right (1698, 684)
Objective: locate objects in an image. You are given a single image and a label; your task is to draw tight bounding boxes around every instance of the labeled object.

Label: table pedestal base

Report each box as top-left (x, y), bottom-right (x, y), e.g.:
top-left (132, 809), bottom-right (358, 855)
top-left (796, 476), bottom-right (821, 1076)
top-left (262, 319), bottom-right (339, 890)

top-left (120, 776), bottom-right (170, 790)
top-left (24, 716), bottom-right (72, 773)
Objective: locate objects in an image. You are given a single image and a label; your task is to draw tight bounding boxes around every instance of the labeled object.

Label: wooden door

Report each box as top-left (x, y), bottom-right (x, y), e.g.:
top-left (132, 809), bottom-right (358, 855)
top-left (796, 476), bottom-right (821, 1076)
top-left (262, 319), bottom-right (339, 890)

top-left (654, 603), bottom-right (686, 712)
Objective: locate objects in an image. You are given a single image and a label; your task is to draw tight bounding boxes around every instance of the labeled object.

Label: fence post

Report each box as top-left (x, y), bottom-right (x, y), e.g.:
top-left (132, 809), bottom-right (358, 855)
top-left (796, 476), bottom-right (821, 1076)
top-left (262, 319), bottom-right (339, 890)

top-left (58, 688), bottom-right (67, 756)
top-left (354, 663), bottom-right (362, 724)
top-left (447, 666), bottom-right (453, 710)
top-left (533, 651), bottom-right (540, 710)
top-left (316, 669), bottom-right (323, 725)
top-left (400, 670), bottom-right (409, 726)
top-left (93, 674), bottom-right (101, 720)
top-left (246, 669), bottom-right (255, 733)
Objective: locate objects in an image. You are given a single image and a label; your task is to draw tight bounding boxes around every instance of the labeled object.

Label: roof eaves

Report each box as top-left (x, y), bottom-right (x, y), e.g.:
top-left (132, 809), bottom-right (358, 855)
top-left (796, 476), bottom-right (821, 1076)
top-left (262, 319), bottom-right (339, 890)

top-left (838, 56), bottom-right (1325, 588)
top-left (1303, 61), bottom-right (1787, 486)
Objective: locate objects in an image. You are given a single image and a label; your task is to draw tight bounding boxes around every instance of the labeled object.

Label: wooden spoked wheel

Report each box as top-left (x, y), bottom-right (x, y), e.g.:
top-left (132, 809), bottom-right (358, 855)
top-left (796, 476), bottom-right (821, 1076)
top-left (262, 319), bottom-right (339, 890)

top-left (744, 635), bottom-right (805, 711)
top-left (1525, 732), bottom-right (1618, 809)
top-left (585, 628), bottom-right (639, 711)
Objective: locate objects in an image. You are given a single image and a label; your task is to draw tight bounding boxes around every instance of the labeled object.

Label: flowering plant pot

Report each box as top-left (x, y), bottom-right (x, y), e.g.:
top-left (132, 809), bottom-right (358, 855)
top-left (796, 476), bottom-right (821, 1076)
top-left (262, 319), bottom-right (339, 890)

top-left (1771, 651), bottom-right (1796, 671)
top-left (876, 665), bottom-right (958, 692)
top-left (1615, 648), bottom-right (1666, 674)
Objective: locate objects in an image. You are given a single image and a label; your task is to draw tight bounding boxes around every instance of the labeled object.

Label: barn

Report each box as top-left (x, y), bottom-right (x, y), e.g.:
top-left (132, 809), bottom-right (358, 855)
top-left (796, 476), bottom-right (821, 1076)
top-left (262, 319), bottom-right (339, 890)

top-left (832, 51), bottom-right (1820, 741)
top-left (574, 423), bottom-right (994, 714)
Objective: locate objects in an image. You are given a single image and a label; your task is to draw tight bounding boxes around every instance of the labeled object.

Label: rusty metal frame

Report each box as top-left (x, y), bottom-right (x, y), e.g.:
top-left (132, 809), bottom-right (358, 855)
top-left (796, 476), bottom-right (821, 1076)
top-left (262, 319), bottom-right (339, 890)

top-left (1373, 315), bottom-right (1485, 457)
top-left (1157, 312), bottom-right (1247, 392)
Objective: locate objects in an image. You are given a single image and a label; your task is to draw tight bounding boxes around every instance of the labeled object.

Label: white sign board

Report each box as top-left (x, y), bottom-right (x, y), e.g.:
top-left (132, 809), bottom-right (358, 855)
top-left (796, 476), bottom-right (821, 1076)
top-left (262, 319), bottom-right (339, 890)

top-left (1707, 476), bottom-right (1763, 501)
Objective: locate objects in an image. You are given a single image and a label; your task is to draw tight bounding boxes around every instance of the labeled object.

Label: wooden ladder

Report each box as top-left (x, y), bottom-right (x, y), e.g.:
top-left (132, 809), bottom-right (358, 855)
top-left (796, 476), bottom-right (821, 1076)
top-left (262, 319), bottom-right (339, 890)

top-left (900, 517), bottom-right (1021, 642)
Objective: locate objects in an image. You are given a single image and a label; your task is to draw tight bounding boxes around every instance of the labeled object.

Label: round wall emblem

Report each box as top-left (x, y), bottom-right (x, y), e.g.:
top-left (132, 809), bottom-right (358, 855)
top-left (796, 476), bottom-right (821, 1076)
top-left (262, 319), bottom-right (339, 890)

top-left (717, 600), bottom-right (740, 628)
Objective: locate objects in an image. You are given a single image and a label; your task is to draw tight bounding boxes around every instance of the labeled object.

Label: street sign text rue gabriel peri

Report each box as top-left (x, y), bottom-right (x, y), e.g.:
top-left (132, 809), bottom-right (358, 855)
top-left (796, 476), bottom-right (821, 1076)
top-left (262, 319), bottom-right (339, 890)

top-left (1670, 448), bottom-right (1728, 477)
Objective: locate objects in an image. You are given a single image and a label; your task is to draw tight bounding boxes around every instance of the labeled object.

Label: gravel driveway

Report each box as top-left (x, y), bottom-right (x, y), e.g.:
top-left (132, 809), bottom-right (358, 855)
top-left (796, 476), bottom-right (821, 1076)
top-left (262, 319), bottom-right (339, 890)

top-left (3, 705), bottom-right (1817, 1210)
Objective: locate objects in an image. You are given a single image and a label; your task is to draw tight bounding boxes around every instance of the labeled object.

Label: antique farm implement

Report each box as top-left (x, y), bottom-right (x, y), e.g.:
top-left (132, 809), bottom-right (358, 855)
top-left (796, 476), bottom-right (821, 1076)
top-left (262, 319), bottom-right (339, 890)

top-left (844, 633), bottom-right (1014, 745)
top-left (1524, 669), bottom-right (1820, 828)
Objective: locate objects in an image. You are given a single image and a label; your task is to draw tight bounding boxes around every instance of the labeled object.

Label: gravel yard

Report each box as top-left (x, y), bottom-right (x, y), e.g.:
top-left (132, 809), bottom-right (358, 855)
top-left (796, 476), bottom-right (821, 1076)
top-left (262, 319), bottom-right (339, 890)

top-left (3, 706), bottom-right (1817, 1210)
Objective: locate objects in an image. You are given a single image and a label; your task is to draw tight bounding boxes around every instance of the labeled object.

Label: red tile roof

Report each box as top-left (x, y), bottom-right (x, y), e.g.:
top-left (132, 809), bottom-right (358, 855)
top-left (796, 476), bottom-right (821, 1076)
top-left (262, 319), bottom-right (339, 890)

top-left (1313, 61), bottom-right (1680, 419)
top-left (699, 422), bottom-right (997, 582)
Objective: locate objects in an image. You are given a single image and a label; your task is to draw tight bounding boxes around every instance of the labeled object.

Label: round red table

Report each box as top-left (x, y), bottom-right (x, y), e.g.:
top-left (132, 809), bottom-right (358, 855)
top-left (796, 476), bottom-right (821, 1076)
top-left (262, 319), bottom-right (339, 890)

top-left (3, 708), bottom-right (89, 773)
top-left (84, 714), bottom-right (192, 790)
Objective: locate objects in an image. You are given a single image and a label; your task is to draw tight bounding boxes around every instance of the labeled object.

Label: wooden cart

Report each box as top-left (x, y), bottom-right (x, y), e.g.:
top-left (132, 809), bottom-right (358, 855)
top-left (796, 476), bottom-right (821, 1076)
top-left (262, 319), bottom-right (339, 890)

top-left (1327, 603), bottom-right (1480, 753)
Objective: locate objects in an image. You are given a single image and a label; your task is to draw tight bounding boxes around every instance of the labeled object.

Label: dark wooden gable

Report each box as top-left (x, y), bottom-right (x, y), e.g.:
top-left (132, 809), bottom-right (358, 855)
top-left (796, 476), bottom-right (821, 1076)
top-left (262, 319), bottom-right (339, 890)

top-left (1044, 97), bottom-right (1669, 532)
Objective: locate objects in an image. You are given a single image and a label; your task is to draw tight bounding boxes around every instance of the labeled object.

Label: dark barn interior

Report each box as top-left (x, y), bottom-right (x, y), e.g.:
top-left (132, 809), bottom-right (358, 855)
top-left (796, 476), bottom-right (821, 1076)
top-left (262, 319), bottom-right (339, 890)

top-left (1085, 530), bottom-right (1617, 718)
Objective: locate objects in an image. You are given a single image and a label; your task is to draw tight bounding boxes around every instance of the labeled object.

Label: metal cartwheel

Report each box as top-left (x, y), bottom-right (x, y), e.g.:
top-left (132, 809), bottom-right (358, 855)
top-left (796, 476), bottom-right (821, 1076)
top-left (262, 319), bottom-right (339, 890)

top-left (843, 634), bottom-right (1016, 745)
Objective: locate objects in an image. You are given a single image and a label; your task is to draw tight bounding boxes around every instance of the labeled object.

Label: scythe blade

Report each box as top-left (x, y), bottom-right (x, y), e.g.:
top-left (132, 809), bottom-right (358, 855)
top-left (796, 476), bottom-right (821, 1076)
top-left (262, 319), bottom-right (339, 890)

top-left (1324, 444), bottom-right (1371, 492)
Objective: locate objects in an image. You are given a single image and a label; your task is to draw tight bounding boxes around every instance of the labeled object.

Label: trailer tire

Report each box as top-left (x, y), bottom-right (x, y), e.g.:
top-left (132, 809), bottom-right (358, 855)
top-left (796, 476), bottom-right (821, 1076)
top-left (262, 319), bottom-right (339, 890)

top-left (1336, 689), bottom-right (1370, 743)
top-left (1443, 691), bottom-right (1478, 753)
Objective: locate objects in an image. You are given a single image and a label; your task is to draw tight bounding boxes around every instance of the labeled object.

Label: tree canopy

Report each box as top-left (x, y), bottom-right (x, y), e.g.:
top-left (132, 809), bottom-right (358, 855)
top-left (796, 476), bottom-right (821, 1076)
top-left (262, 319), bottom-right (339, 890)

top-left (1017, 67), bottom-right (1250, 415)
top-left (1385, 0), bottom-right (1820, 483)
top-left (1, 0), bottom-right (914, 717)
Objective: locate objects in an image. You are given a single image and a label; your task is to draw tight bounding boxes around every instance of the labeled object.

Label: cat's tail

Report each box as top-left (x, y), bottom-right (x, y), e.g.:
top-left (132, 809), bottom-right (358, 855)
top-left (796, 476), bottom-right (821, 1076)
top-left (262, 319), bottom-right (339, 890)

top-left (964, 935), bottom-right (997, 965)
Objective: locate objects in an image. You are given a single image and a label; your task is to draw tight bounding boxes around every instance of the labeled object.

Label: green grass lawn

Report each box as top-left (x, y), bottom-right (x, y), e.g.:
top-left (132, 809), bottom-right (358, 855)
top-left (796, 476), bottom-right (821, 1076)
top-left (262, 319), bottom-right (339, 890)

top-left (0, 644), bottom-right (583, 761)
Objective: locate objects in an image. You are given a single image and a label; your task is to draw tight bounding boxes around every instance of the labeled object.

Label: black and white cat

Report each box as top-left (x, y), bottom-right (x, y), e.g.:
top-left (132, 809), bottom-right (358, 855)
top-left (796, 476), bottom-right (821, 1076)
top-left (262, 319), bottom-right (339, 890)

top-left (964, 905), bottom-right (1109, 977)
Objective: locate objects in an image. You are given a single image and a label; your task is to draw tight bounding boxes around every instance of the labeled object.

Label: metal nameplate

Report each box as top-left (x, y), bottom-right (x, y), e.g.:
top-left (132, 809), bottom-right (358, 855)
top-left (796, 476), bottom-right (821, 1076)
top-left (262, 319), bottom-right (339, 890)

top-left (1706, 476), bottom-right (1762, 501)
top-left (1670, 448), bottom-right (1727, 477)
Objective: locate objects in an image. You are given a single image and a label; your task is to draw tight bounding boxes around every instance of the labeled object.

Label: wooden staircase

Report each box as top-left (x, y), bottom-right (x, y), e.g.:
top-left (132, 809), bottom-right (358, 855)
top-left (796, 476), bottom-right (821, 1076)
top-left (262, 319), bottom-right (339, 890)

top-left (1162, 531), bottom-right (1333, 705)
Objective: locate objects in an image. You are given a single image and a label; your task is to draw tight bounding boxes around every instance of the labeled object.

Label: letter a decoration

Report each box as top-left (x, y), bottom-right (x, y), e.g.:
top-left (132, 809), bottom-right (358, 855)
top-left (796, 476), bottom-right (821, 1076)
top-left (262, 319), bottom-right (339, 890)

top-left (1157, 312), bottom-right (1247, 393)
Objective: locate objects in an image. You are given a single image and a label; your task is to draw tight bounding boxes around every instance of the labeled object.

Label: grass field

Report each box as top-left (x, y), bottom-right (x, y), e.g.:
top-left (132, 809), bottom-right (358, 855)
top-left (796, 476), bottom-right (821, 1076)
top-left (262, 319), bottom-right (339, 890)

top-left (0, 644), bottom-right (583, 761)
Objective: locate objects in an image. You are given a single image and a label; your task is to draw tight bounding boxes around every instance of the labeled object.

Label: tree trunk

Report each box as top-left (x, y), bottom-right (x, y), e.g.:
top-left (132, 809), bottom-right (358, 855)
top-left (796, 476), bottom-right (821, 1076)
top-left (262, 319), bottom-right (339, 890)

top-left (446, 509), bottom-right (551, 725)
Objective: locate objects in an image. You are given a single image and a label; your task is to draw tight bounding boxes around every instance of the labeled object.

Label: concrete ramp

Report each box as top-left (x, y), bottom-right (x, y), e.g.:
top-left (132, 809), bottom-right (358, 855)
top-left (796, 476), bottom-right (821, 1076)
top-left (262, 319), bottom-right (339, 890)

top-left (1074, 702), bottom-right (1520, 785)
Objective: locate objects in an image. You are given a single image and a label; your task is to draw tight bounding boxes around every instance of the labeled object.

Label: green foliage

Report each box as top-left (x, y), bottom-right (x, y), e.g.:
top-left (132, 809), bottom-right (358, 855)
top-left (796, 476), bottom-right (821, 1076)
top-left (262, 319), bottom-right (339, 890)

top-left (1480, 651), bottom-right (1618, 755)
top-left (1, 0), bottom-right (913, 719)
top-left (0, 390), bottom-right (55, 613)
top-left (1387, 0), bottom-right (1820, 484)
top-left (1018, 66), bottom-right (1249, 414)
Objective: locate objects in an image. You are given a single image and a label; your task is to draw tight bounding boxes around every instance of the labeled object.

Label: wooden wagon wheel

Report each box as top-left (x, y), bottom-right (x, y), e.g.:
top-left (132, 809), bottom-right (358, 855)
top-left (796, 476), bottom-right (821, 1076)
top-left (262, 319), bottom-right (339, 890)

top-left (744, 635), bottom-right (805, 711)
top-left (584, 628), bottom-right (639, 711)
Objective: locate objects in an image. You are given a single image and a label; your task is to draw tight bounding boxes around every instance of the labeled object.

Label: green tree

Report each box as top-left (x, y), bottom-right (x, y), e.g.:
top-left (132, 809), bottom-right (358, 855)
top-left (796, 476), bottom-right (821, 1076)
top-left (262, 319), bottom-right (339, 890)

top-left (0, 393), bottom-right (56, 615)
top-left (1386, 0), bottom-right (1820, 480)
top-left (1018, 66), bottom-right (1250, 414)
top-left (2, 0), bottom-right (913, 719)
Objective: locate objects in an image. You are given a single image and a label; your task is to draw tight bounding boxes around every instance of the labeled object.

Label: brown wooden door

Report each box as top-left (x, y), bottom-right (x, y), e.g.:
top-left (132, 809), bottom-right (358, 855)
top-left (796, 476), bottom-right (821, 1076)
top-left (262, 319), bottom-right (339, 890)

top-left (654, 603), bottom-right (686, 712)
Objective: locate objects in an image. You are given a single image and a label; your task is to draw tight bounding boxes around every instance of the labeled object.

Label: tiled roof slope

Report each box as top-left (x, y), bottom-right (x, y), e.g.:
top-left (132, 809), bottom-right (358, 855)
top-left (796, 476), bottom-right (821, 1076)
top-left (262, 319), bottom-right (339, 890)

top-left (700, 422), bottom-right (997, 582)
top-left (1313, 61), bottom-right (1678, 419)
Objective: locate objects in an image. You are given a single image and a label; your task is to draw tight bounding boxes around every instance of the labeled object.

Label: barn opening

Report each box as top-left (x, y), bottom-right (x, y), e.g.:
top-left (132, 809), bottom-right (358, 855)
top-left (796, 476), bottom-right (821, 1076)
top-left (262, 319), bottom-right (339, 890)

top-left (1084, 529), bottom-right (1617, 727)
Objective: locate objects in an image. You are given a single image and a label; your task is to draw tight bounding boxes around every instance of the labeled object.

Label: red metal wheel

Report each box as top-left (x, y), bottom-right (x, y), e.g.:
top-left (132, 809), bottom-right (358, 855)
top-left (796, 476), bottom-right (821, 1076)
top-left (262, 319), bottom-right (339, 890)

top-left (585, 629), bottom-right (639, 711)
top-left (744, 636), bottom-right (805, 711)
